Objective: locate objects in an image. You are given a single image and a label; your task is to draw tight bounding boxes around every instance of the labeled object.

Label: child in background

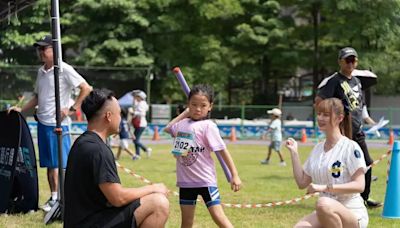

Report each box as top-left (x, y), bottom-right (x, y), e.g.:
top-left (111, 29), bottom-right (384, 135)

top-left (164, 84), bottom-right (241, 228)
top-left (261, 108), bottom-right (286, 166)
top-left (115, 108), bottom-right (136, 160)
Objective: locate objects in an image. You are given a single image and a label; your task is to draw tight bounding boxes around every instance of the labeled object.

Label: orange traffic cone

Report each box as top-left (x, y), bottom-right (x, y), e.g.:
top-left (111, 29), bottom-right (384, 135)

top-left (230, 127), bottom-right (237, 142)
top-left (152, 126), bottom-right (160, 141)
top-left (388, 129), bottom-right (395, 145)
top-left (301, 128), bottom-right (307, 143)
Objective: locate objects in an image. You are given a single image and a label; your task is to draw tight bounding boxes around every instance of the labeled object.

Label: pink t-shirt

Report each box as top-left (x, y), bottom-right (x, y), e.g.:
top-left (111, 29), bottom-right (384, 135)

top-left (170, 118), bottom-right (226, 188)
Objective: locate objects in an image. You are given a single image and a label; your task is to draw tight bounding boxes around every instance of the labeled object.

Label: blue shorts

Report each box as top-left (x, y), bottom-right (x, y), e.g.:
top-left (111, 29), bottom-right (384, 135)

top-left (37, 121), bottom-right (71, 168)
top-left (179, 187), bottom-right (221, 208)
top-left (269, 141), bottom-right (281, 152)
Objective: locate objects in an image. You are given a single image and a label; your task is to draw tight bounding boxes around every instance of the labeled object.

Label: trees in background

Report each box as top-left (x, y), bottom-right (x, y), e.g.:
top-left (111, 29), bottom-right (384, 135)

top-left (1, 0), bottom-right (400, 104)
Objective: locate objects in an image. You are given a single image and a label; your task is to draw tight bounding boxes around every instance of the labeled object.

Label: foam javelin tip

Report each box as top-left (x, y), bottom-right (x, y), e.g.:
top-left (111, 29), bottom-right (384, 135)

top-left (172, 67), bottom-right (181, 73)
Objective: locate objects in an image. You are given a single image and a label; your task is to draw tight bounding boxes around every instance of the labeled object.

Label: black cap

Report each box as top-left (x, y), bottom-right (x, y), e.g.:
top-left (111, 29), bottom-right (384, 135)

top-left (33, 35), bottom-right (52, 47)
top-left (338, 47), bottom-right (358, 59)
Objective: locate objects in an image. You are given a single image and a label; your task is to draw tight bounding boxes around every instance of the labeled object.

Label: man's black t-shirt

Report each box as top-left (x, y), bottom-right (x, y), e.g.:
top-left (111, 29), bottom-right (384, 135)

top-left (64, 131), bottom-right (120, 227)
top-left (318, 72), bottom-right (364, 136)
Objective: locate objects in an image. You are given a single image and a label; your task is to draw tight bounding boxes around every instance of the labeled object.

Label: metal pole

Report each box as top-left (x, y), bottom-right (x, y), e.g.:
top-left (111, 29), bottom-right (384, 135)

top-left (146, 67), bottom-right (152, 122)
top-left (50, 0), bottom-right (64, 219)
top-left (312, 2), bottom-right (321, 141)
top-left (145, 67), bottom-right (151, 104)
top-left (278, 91), bottom-right (283, 110)
top-left (240, 103), bottom-right (245, 138)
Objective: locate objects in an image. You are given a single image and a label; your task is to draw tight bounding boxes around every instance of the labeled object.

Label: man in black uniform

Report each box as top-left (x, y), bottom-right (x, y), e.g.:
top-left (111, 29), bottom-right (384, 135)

top-left (315, 47), bottom-right (382, 208)
top-left (64, 89), bottom-right (169, 227)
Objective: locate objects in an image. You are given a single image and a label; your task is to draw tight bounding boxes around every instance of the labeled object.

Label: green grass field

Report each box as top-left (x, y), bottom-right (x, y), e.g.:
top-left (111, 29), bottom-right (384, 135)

top-left (1, 142), bottom-right (399, 227)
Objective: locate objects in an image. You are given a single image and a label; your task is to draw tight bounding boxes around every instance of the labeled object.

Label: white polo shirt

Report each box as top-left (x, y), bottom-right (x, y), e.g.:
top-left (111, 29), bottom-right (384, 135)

top-left (303, 136), bottom-right (367, 207)
top-left (34, 62), bottom-right (86, 126)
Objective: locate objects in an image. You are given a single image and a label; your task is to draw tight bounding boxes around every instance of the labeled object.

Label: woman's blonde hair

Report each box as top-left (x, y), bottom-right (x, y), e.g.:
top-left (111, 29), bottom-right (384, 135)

top-left (317, 98), bottom-right (352, 138)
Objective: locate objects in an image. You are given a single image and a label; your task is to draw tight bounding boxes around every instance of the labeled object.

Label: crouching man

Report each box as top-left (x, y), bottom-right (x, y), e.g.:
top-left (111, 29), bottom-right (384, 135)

top-left (64, 89), bottom-right (169, 227)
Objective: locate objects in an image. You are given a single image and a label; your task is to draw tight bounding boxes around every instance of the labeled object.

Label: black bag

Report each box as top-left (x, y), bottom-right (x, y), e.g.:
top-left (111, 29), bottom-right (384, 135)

top-left (0, 111), bottom-right (39, 214)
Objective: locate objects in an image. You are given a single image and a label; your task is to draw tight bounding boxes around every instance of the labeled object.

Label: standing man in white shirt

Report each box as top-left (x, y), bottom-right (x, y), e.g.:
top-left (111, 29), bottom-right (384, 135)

top-left (9, 35), bottom-right (92, 211)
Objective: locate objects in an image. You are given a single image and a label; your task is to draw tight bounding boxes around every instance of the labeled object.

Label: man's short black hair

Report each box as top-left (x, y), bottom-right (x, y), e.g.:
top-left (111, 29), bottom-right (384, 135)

top-left (82, 88), bottom-right (115, 121)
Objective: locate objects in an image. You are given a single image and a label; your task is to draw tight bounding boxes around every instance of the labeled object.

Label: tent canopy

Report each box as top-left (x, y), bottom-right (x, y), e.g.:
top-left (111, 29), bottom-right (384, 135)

top-left (118, 92), bottom-right (133, 107)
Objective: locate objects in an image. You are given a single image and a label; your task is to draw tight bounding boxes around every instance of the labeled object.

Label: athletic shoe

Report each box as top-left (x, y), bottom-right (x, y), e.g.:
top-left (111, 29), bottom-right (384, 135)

top-left (41, 197), bottom-right (56, 212)
top-left (132, 155), bottom-right (141, 160)
top-left (279, 161), bottom-right (287, 167)
top-left (146, 148), bottom-right (152, 158)
top-left (372, 175), bottom-right (378, 182)
top-left (260, 159), bottom-right (269, 165)
top-left (365, 199), bottom-right (383, 208)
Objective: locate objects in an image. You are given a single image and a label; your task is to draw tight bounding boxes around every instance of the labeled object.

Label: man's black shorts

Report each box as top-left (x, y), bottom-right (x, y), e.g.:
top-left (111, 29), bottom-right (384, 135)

top-left (80, 199), bottom-right (141, 228)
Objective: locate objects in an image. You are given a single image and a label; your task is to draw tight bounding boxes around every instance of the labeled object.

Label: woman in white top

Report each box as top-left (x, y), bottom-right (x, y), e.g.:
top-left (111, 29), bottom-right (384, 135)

top-left (130, 90), bottom-right (151, 159)
top-left (285, 98), bottom-right (368, 228)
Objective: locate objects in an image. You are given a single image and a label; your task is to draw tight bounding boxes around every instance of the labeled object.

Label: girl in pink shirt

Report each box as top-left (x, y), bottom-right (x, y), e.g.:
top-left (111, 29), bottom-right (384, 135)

top-left (165, 84), bottom-right (241, 228)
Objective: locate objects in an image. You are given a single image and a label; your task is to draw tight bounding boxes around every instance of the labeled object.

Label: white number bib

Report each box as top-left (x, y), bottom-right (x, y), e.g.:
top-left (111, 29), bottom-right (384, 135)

top-left (172, 131), bottom-right (194, 156)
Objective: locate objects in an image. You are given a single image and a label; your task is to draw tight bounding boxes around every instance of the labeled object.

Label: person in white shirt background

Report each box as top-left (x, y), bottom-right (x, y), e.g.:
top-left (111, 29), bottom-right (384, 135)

top-left (130, 90), bottom-right (152, 160)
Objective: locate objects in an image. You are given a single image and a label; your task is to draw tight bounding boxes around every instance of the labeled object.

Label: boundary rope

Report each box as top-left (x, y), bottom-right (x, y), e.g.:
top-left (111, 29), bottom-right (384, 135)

top-left (116, 149), bottom-right (392, 208)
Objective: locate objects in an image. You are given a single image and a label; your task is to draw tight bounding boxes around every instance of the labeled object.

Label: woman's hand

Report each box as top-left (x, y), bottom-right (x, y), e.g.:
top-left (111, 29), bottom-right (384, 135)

top-left (231, 175), bottom-right (242, 192)
top-left (285, 138), bottom-right (298, 153)
top-left (306, 183), bottom-right (326, 194)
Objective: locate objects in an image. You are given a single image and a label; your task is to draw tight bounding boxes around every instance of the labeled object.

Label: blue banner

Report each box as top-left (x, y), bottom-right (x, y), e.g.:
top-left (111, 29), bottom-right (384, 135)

top-left (26, 121), bottom-right (399, 140)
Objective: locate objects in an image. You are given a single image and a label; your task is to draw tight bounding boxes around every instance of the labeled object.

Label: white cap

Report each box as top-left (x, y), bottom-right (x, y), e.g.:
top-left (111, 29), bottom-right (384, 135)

top-left (132, 90), bottom-right (147, 99)
top-left (267, 108), bottom-right (282, 116)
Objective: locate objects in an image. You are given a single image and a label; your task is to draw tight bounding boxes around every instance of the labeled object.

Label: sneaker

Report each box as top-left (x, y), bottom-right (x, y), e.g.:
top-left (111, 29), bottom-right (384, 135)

top-left (260, 159), bottom-right (269, 165)
top-left (365, 199), bottom-right (383, 208)
top-left (372, 175), bottom-right (378, 182)
top-left (132, 155), bottom-right (141, 160)
top-left (41, 197), bottom-right (56, 212)
top-left (279, 161), bottom-right (287, 167)
top-left (146, 148), bottom-right (152, 158)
